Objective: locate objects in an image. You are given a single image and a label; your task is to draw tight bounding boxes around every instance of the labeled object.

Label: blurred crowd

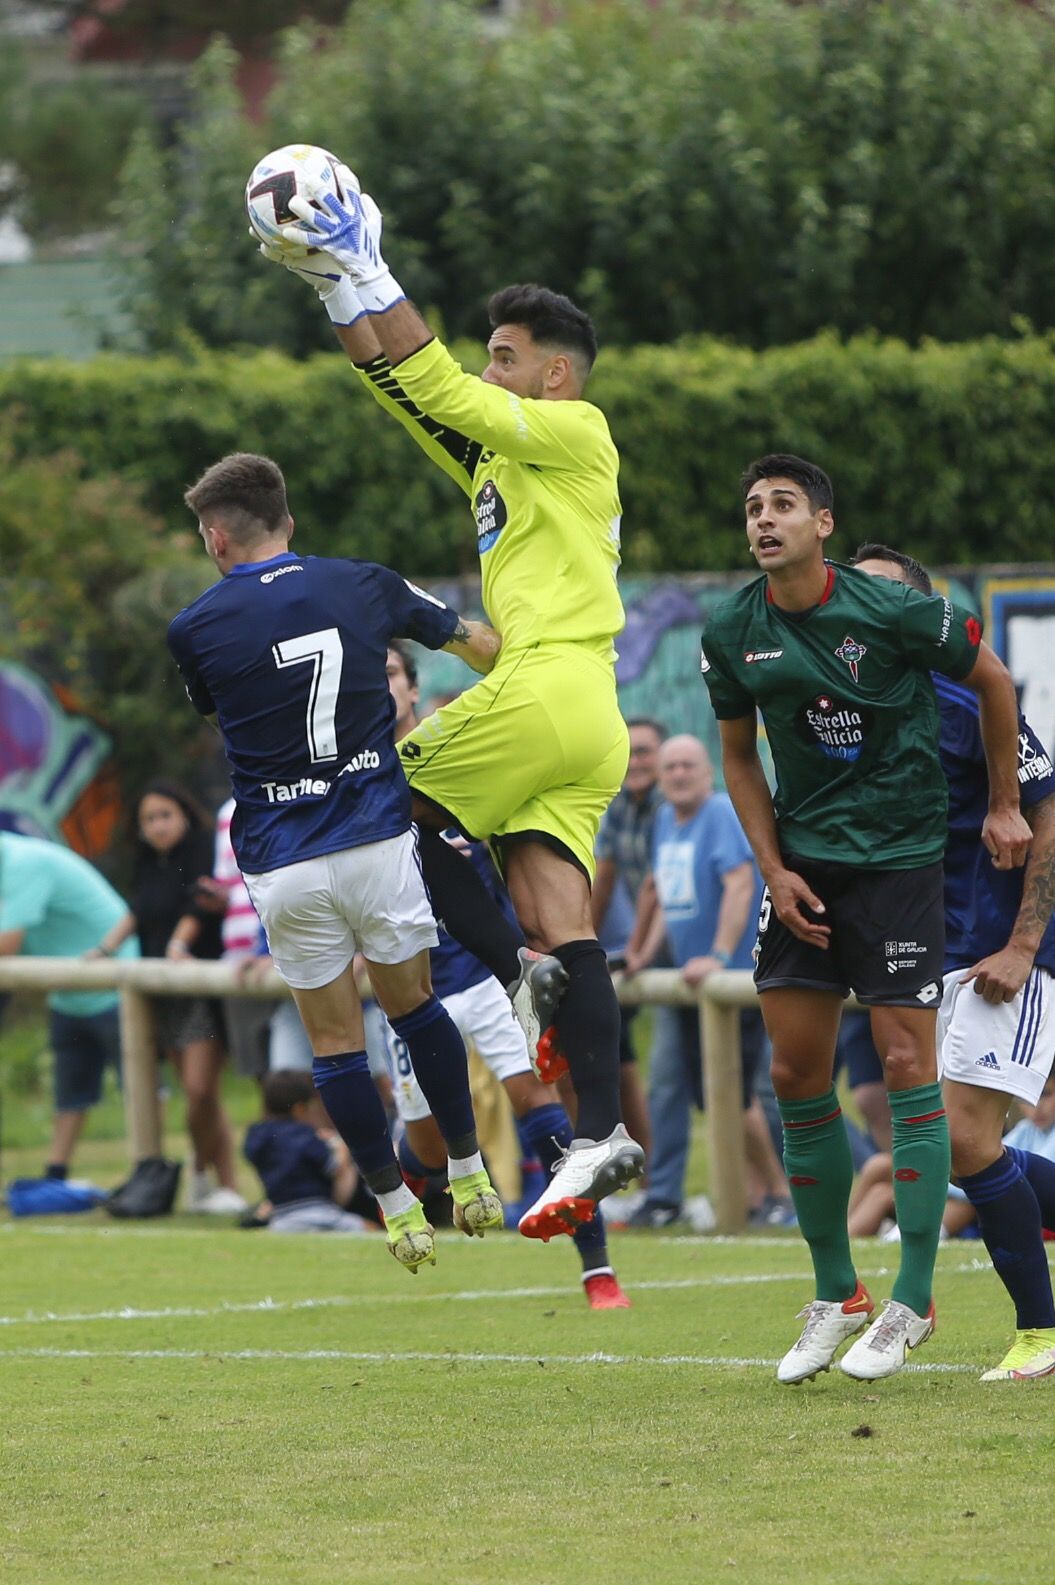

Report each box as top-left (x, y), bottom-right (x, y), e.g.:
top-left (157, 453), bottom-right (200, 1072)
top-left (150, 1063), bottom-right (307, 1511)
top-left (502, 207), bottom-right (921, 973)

top-left (2, 654), bottom-right (1050, 1238)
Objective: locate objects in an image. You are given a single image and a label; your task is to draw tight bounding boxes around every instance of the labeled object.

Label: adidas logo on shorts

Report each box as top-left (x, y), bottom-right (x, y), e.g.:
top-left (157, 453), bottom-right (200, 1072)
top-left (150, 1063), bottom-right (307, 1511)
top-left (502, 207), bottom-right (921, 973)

top-left (975, 1051), bottom-right (1000, 1071)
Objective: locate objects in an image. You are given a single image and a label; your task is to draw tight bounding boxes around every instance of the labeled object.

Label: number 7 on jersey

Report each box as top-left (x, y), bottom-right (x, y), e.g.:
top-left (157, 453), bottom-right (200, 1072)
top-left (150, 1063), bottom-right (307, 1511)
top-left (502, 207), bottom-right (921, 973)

top-left (272, 627), bottom-right (343, 762)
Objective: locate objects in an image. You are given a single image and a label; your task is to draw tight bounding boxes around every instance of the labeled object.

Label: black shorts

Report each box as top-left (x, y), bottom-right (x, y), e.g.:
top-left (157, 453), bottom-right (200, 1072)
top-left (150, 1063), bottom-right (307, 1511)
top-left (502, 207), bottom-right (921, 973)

top-left (754, 856), bottom-right (944, 1009)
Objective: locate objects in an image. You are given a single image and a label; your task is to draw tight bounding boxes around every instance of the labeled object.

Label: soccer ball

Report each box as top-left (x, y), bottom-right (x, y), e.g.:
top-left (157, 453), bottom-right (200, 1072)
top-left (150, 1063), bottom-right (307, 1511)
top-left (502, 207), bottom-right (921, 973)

top-left (244, 144), bottom-right (356, 253)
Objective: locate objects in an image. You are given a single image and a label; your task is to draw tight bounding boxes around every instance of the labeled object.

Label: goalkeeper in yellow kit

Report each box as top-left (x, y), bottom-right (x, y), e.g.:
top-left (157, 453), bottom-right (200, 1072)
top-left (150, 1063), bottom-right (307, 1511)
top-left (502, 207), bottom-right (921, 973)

top-left (264, 168), bottom-right (645, 1239)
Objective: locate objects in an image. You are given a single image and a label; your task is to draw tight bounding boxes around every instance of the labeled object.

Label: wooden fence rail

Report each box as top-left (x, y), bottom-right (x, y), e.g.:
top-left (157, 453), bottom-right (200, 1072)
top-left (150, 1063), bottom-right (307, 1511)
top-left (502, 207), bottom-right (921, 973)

top-left (0, 959), bottom-right (791, 1233)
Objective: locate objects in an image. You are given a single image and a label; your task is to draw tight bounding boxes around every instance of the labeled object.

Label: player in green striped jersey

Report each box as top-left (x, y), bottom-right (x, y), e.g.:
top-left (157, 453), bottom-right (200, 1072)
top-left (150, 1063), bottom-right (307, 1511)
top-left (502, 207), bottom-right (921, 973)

top-left (701, 453), bottom-right (1030, 1381)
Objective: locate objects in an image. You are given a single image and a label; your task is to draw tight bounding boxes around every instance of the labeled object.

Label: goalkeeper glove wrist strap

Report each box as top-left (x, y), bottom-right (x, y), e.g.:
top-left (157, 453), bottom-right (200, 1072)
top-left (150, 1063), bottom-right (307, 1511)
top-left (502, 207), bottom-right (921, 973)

top-left (357, 270), bottom-right (406, 314)
top-left (323, 276), bottom-right (366, 325)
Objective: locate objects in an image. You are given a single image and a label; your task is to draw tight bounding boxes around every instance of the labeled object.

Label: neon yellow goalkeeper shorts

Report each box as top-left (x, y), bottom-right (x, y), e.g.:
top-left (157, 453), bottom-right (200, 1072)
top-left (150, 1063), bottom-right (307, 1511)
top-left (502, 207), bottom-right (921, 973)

top-left (398, 643), bottom-right (629, 881)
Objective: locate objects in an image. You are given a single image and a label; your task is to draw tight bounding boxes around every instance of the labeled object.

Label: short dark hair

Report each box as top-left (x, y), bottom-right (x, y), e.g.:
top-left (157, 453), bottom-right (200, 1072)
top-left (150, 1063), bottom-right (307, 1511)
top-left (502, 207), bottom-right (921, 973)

top-left (740, 454), bottom-right (834, 515)
top-left (626, 716), bottom-right (668, 742)
top-left (388, 639), bottom-right (418, 689)
top-left (487, 283), bottom-right (598, 375)
top-left (184, 452), bottom-right (289, 539)
top-left (850, 541), bottom-right (933, 596)
top-left (262, 1069), bottom-right (315, 1118)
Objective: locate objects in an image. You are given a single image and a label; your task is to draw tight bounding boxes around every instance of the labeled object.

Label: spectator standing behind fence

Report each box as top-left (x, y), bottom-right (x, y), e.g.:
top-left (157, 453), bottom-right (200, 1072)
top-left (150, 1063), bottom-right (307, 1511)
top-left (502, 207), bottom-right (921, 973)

top-left (213, 794), bottom-right (277, 1085)
top-left (0, 830), bottom-right (138, 1181)
top-left (96, 782), bottom-right (248, 1215)
top-left (590, 717), bottom-right (671, 1168)
top-left (624, 735), bottom-right (792, 1227)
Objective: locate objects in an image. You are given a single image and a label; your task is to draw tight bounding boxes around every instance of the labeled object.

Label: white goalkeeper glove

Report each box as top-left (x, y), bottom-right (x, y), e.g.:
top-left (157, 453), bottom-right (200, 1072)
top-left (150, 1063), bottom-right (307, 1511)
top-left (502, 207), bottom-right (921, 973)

top-left (280, 188), bottom-right (405, 314)
top-left (254, 235), bottom-right (365, 326)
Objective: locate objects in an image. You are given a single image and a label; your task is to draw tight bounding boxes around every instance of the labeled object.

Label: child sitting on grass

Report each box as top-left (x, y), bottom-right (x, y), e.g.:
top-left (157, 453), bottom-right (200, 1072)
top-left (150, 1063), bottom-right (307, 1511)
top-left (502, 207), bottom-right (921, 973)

top-left (244, 1069), bottom-right (378, 1234)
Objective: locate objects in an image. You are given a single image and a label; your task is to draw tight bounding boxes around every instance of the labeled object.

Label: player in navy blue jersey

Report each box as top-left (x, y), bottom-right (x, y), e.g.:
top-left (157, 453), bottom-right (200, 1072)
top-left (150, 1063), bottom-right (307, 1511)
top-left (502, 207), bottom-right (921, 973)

top-left (380, 642), bottom-right (631, 1307)
top-left (169, 451), bottom-right (505, 1273)
top-left (853, 545), bottom-right (1055, 1381)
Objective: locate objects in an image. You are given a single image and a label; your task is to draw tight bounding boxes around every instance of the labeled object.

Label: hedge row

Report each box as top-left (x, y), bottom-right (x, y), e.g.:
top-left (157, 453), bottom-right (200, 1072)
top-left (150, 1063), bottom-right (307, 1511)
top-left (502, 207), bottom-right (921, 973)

top-left (5, 331), bottom-right (1055, 576)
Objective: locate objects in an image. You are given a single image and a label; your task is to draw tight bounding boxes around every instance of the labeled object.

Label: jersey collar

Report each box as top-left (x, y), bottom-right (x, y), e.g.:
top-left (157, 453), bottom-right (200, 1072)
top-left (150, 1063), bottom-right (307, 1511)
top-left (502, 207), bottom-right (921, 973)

top-left (226, 552), bottom-right (302, 578)
top-left (765, 562), bottom-right (836, 610)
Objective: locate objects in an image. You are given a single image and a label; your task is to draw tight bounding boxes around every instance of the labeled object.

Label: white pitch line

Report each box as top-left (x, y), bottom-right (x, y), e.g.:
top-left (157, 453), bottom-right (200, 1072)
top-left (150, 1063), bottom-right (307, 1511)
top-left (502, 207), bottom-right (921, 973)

top-left (0, 1345), bottom-right (977, 1374)
top-left (0, 1261), bottom-right (999, 1331)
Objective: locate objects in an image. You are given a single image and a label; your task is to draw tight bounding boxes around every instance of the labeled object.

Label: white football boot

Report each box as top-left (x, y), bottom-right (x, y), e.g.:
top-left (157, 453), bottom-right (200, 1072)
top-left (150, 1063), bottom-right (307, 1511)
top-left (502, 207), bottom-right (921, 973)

top-left (518, 1124), bottom-right (645, 1241)
top-left (776, 1281), bottom-right (874, 1384)
top-left (839, 1297), bottom-right (935, 1380)
top-left (506, 948), bottom-right (569, 1080)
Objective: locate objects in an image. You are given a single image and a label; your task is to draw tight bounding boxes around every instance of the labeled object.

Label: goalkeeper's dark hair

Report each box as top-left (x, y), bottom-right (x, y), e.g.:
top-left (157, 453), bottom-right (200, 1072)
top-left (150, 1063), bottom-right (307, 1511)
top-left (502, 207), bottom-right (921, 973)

top-left (262, 1069), bottom-right (316, 1119)
top-left (184, 452), bottom-right (289, 539)
top-left (388, 639), bottom-right (418, 689)
top-left (488, 284), bottom-right (598, 376)
top-left (850, 541), bottom-right (933, 596)
top-left (740, 454), bottom-right (834, 515)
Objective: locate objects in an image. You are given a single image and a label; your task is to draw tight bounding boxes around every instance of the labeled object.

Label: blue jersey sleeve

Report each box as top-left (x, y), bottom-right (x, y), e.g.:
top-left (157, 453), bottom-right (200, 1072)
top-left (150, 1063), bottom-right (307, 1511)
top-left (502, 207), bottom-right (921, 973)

top-left (367, 564), bottom-right (460, 651)
top-left (167, 610), bottom-right (216, 716)
top-left (1016, 716), bottom-right (1055, 811)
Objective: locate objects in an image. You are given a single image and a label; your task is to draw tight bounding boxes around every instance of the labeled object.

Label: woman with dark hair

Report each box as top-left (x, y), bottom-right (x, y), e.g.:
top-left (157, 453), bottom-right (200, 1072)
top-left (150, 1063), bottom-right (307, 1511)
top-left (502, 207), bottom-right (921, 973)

top-left (97, 780), bottom-right (247, 1214)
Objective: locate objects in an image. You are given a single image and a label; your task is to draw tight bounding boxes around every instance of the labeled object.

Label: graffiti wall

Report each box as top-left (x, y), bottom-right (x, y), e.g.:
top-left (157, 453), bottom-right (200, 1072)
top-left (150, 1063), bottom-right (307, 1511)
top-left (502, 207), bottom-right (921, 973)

top-left (0, 661), bottom-right (121, 855)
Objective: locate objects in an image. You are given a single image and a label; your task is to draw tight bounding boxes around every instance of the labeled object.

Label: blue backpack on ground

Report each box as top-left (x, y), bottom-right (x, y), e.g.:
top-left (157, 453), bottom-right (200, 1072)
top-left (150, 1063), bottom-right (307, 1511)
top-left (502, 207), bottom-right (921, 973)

top-left (6, 1178), bottom-right (108, 1216)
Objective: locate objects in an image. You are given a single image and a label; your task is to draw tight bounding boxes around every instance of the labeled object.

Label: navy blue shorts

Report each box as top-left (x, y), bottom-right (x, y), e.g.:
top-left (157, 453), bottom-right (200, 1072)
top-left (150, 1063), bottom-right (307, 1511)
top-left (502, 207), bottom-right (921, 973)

top-left (50, 1006), bottom-right (122, 1112)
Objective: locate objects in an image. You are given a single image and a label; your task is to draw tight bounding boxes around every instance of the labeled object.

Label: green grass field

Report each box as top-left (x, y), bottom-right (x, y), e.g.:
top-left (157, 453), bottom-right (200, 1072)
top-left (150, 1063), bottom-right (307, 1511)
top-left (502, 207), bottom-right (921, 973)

top-left (1, 1008), bottom-right (1049, 1585)
top-left (0, 1213), bottom-right (1049, 1585)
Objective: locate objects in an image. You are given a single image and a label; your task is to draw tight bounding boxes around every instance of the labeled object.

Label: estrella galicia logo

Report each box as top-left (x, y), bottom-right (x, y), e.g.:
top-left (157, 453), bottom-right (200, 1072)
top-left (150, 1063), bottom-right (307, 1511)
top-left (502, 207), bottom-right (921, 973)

top-left (474, 480), bottom-right (508, 553)
top-left (795, 693), bottom-right (873, 763)
top-left (834, 634), bottom-right (867, 683)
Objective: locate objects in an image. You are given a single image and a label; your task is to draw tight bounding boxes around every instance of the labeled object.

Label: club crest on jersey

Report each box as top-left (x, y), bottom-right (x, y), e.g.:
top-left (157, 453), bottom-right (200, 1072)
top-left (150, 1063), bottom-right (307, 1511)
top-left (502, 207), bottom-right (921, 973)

top-left (834, 635), bottom-right (867, 683)
top-left (474, 480), bottom-right (508, 553)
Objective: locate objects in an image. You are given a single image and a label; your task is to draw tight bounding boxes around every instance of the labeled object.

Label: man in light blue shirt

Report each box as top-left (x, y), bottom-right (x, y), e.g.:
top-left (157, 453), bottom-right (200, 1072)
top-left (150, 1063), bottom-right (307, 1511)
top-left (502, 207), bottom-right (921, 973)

top-left (626, 735), bottom-right (791, 1223)
top-left (0, 832), bottom-right (138, 1178)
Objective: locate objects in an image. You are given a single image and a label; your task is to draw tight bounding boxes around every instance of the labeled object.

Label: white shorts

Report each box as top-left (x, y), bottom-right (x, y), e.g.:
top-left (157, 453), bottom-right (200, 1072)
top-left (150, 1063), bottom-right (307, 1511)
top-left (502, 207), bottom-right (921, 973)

top-left (244, 831), bottom-right (438, 992)
top-left (385, 975), bottom-right (529, 1124)
top-left (938, 966), bottom-right (1055, 1107)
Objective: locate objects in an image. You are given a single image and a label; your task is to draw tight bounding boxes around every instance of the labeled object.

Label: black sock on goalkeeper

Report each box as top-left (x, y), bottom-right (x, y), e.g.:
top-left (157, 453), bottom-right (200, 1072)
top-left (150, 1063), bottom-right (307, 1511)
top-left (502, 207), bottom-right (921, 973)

top-left (552, 939), bottom-right (622, 1141)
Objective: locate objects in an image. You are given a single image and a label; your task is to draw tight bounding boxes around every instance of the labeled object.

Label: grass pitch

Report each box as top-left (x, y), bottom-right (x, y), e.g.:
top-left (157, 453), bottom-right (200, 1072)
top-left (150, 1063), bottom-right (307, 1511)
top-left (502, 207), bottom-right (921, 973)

top-left (0, 1215), bottom-right (1049, 1585)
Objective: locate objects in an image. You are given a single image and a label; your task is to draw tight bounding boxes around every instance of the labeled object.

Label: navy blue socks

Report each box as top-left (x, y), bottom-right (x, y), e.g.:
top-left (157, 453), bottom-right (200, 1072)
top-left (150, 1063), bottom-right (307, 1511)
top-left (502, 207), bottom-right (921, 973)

top-left (959, 1150), bottom-right (1055, 1329)
top-left (389, 995), bottom-right (477, 1159)
top-left (312, 1050), bottom-right (402, 1193)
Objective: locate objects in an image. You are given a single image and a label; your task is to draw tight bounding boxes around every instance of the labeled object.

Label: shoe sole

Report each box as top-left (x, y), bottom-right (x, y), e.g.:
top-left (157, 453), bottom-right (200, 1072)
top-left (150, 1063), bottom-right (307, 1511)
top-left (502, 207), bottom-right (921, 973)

top-left (533, 1028), bottom-right (569, 1083)
top-left (519, 1195), bottom-right (597, 1241)
top-left (778, 1312), bottom-right (874, 1385)
top-left (839, 1319), bottom-right (935, 1381)
top-left (452, 1193), bottom-right (504, 1238)
top-left (388, 1228), bottom-right (436, 1274)
top-left (981, 1358), bottom-right (1055, 1382)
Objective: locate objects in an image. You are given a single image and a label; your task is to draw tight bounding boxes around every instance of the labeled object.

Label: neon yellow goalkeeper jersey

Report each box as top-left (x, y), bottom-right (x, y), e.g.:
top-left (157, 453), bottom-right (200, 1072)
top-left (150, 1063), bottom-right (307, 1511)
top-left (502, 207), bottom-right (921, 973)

top-left (354, 339), bottom-right (624, 658)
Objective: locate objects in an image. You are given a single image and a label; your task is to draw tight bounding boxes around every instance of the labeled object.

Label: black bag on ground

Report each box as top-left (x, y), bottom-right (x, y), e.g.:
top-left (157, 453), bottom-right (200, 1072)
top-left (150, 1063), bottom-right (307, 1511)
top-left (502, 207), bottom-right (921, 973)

top-left (105, 1157), bottom-right (181, 1219)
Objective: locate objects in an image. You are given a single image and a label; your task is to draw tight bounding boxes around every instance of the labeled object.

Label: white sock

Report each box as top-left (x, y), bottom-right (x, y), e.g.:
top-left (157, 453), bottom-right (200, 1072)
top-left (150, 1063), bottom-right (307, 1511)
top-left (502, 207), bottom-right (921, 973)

top-left (448, 1151), bottom-right (484, 1181)
top-left (377, 1182), bottom-right (418, 1220)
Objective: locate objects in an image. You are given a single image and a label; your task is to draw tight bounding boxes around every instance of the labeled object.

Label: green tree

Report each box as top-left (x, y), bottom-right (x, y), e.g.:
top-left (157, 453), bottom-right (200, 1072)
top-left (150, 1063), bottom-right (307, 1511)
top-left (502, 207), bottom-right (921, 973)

top-left (108, 0), bottom-right (1055, 352)
top-left (0, 430), bottom-right (211, 798)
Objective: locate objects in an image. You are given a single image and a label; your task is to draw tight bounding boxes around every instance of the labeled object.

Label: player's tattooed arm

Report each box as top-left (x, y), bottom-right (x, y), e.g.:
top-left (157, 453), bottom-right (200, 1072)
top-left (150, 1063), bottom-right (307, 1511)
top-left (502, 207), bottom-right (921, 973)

top-left (961, 792), bottom-right (1055, 1004)
top-left (442, 617), bottom-right (501, 675)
